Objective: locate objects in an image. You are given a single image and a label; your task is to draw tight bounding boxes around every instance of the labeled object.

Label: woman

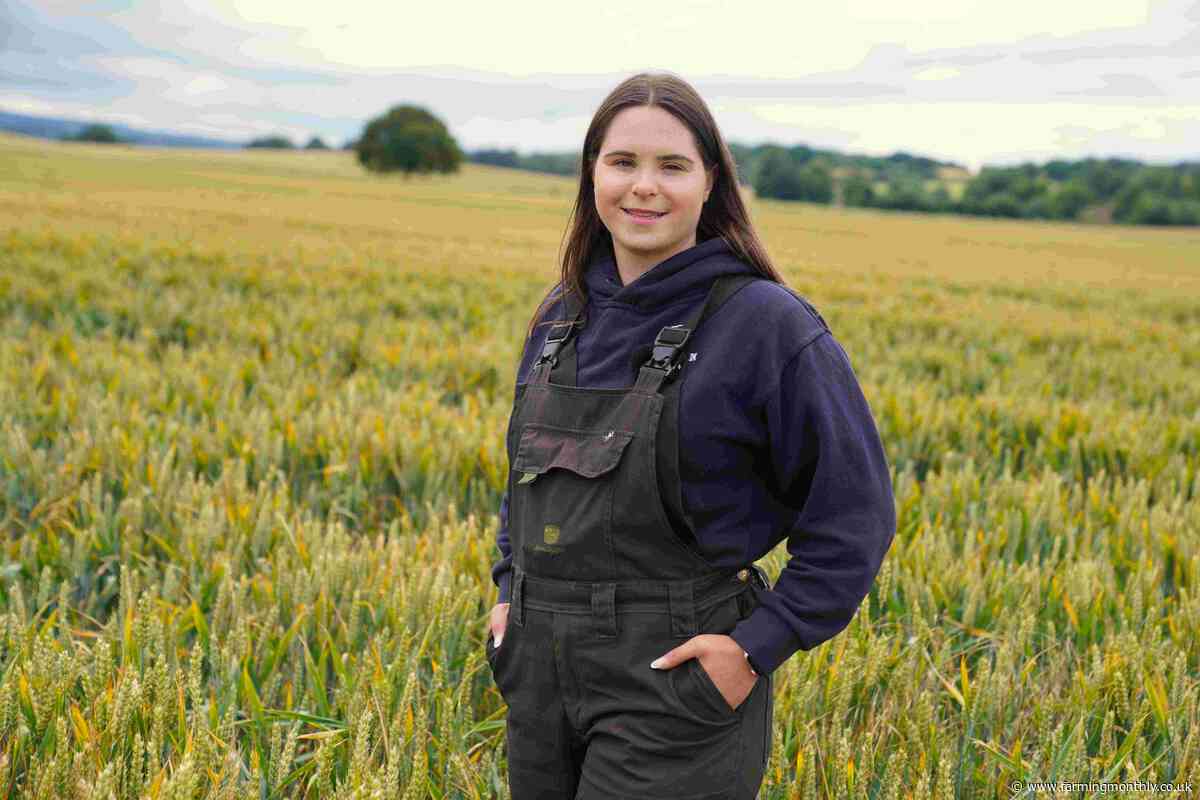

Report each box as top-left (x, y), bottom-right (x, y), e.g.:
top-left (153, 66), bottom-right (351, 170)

top-left (485, 71), bottom-right (895, 799)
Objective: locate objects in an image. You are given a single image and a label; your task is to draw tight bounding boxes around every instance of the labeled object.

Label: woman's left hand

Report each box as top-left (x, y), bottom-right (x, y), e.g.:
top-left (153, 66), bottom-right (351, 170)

top-left (651, 634), bottom-right (758, 711)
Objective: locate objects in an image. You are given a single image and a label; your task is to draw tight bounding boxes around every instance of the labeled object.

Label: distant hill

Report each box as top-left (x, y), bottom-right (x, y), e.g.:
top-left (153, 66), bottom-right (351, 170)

top-left (0, 109), bottom-right (240, 149)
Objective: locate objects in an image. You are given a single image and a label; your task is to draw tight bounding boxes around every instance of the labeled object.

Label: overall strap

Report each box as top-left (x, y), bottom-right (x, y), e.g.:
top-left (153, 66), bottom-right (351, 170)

top-left (632, 274), bottom-right (761, 394)
top-left (529, 287), bottom-right (586, 385)
top-left (780, 286), bottom-right (831, 333)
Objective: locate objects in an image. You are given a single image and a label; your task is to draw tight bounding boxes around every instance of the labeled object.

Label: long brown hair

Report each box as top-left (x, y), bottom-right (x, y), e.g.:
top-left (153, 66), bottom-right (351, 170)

top-left (524, 71), bottom-right (785, 341)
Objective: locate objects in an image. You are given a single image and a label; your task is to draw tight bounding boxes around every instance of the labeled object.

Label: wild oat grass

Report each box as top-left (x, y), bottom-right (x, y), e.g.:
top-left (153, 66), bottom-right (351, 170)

top-left (1, 131), bottom-right (1198, 797)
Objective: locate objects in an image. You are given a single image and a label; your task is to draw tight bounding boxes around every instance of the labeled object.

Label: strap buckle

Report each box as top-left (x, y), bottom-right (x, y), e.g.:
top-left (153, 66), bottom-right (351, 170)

top-left (646, 324), bottom-right (691, 375)
top-left (534, 321), bottom-right (573, 367)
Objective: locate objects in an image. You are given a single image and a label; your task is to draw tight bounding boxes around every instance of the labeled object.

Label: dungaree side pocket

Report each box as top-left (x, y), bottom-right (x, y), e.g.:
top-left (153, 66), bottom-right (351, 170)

top-left (511, 423), bottom-right (634, 578)
top-left (485, 630), bottom-right (498, 666)
top-left (673, 593), bottom-right (749, 722)
top-left (485, 618), bottom-right (516, 699)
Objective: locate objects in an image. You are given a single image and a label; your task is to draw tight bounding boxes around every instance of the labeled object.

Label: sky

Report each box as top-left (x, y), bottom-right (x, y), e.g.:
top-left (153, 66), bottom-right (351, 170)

top-left (2, 0), bottom-right (1198, 172)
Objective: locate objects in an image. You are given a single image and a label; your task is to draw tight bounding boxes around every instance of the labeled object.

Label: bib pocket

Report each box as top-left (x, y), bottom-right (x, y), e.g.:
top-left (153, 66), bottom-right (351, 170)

top-left (512, 423), bottom-right (635, 575)
top-left (513, 423), bottom-right (634, 482)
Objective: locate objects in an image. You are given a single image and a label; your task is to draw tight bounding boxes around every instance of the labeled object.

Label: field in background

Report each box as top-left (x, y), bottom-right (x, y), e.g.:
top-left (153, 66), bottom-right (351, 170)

top-left (1, 131), bottom-right (1198, 798)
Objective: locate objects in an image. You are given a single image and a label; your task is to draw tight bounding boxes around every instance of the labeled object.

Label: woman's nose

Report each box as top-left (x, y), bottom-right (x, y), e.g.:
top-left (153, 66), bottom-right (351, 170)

top-left (632, 174), bottom-right (657, 196)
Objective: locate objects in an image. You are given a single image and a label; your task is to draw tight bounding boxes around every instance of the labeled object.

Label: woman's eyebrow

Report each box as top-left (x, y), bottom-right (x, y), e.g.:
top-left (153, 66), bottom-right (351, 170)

top-left (603, 150), bottom-right (695, 165)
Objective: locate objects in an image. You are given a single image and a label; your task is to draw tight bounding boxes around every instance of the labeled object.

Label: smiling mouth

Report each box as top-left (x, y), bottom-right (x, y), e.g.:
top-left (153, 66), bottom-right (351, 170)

top-left (623, 208), bottom-right (668, 218)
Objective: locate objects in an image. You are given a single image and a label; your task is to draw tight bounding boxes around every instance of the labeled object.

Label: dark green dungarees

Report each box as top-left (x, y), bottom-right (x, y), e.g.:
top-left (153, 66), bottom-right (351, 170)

top-left (487, 274), bottom-right (774, 800)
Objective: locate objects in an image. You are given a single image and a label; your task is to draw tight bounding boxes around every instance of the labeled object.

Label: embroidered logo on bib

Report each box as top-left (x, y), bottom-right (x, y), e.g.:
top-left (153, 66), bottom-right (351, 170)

top-left (543, 524), bottom-right (560, 545)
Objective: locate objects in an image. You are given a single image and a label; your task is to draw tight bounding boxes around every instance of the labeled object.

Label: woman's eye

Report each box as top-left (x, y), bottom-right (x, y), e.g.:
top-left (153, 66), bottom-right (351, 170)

top-left (611, 160), bottom-right (684, 170)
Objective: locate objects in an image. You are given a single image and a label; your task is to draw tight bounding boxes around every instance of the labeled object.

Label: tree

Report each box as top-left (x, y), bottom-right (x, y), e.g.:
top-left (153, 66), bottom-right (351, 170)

top-left (876, 178), bottom-right (929, 212)
top-left (981, 192), bottom-right (1022, 218)
top-left (1083, 160), bottom-right (1126, 201)
top-left (842, 173), bottom-right (876, 207)
top-left (1044, 159), bottom-right (1076, 181)
top-left (752, 147), bottom-right (805, 201)
top-left (928, 185), bottom-right (953, 213)
top-left (355, 105), bottom-right (462, 176)
top-left (795, 163), bottom-right (833, 203)
top-left (787, 144), bottom-right (815, 166)
top-left (305, 136), bottom-right (329, 150)
top-left (960, 167), bottom-right (1015, 213)
top-left (246, 135), bottom-right (295, 149)
top-left (66, 124), bottom-right (120, 143)
top-left (470, 148), bottom-right (521, 168)
top-left (1050, 181), bottom-right (1090, 220)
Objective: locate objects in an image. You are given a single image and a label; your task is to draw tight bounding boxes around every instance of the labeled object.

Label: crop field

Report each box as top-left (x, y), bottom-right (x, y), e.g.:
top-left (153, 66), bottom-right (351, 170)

top-left (1, 130), bottom-right (1198, 798)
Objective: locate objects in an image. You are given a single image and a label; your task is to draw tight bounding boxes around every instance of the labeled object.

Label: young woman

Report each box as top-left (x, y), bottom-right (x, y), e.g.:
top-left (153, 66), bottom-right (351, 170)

top-left (485, 71), bottom-right (895, 799)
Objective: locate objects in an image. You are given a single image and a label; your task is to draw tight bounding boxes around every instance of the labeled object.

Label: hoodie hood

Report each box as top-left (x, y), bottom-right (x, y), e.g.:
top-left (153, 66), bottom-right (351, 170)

top-left (584, 235), bottom-right (757, 311)
top-left (564, 234), bottom-right (762, 389)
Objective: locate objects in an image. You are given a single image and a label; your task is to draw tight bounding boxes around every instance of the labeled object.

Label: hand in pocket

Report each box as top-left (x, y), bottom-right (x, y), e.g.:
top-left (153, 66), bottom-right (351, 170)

top-left (488, 602), bottom-right (510, 649)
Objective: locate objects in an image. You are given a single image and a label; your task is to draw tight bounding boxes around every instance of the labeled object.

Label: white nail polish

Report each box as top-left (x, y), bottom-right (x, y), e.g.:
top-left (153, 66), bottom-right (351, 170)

top-left (495, 636), bottom-right (503, 648)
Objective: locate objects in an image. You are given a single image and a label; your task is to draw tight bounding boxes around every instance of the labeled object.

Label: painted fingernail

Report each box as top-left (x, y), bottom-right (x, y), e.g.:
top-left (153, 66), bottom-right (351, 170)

top-left (650, 658), bottom-right (663, 669)
top-left (495, 636), bottom-right (503, 648)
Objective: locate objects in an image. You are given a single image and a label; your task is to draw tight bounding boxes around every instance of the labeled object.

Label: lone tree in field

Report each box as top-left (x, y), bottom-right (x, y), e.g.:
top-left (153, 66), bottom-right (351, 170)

top-left (64, 124), bottom-right (121, 143)
top-left (355, 105), bottom-right (462, 176)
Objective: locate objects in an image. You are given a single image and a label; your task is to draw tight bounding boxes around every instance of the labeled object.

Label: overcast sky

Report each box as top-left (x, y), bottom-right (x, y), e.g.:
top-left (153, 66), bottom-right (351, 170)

top-left (3, 0), bottom-right (1198, 172)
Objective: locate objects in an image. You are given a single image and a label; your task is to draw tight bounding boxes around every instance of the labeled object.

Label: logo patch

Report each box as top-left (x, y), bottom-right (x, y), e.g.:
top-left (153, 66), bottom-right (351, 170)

top-left (688, 352), bottom-right (698, 361)
top-left (543, 524), bottom-right (560, 544)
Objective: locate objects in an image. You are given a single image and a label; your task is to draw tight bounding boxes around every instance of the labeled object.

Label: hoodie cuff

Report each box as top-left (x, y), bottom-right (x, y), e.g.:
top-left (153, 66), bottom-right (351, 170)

top-left (496, 569), bottom-right (512, 605)
top-left (729, 604), bottom-right (805, 678)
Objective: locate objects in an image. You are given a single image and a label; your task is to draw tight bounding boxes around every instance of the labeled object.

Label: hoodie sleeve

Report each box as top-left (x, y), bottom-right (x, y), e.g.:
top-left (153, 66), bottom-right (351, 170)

top-left (492, 491), bottom-right (514, 604)
top-left (728, 330), bottom-right (897, 676)
top-left (490, 368), bottom-right (524, 605)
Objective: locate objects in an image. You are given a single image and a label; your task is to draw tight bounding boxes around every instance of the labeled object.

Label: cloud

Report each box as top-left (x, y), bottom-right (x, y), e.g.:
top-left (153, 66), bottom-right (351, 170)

top-left (912, 66), bottom-right (963, 82)
top-left (2, 0), bottom-right (1197, 167)
top-left (1057, 73), bottom-right (1168, 98)
top-left (744, 101), bottom-right (1200, 171)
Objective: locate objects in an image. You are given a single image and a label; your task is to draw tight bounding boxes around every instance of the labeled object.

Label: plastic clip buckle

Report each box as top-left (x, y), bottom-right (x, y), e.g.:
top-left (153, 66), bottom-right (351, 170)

top-left (647, 324), bottom-right (691, 374)
top-left (535, 322), bottom-right (572, 367)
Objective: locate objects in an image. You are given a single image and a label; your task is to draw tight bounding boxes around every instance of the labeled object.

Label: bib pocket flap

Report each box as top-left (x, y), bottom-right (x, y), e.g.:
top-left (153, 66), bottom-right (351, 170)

top-left (513, 424), bottom-right (634, 480)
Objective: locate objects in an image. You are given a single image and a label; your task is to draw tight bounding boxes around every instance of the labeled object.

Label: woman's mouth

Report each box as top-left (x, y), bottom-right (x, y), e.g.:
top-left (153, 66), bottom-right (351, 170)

top-left (623, 208), bottom-right (668, 224)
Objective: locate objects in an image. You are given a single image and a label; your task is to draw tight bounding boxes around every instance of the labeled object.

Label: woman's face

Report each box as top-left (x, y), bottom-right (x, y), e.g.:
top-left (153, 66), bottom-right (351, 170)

top-left (592, 105), bottom-right (714, 279)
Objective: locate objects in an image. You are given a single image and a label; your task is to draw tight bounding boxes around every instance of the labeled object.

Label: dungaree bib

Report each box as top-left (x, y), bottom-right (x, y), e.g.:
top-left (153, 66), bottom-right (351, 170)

top-left (487, 274), bottom-right (775, 800)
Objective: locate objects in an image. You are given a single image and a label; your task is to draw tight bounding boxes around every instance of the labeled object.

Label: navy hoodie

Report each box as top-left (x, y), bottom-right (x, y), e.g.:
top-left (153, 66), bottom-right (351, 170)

top-left (490, 236), bottom-right (896, 677)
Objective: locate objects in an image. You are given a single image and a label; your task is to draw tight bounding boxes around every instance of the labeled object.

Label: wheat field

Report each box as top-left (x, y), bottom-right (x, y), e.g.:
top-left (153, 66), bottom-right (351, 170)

top-left (1, 131), bottom-right (1198, 798)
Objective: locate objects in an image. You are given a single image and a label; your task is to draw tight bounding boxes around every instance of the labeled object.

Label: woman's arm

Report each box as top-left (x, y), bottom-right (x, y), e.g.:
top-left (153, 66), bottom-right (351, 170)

top-left (491, 490), bottom-right (514, 604)
top-left (728, 330), bottom-right (897, 676)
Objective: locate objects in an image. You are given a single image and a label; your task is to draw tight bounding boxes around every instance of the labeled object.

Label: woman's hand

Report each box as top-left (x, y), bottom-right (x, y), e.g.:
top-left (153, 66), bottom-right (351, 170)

top-left (651, 634), bottom-right (758, 711)
top-left (488, 602), bottom-right (511, 648)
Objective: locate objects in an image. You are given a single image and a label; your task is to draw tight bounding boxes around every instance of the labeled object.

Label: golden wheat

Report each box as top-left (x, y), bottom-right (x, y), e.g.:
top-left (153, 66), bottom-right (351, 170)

top-left (1, 131), bottom-right (1197, 798)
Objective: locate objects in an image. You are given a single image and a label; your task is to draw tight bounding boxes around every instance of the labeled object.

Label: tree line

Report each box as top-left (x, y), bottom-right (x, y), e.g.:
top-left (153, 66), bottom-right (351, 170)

top-left (61, 108), bottom-right (1197, 227)
top-left (472, 142), bottom-right (1199, 227)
